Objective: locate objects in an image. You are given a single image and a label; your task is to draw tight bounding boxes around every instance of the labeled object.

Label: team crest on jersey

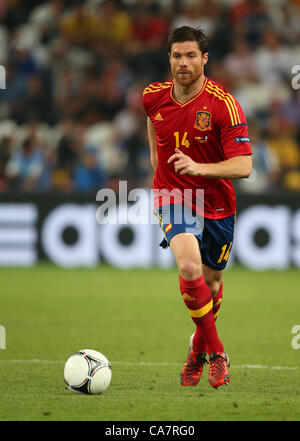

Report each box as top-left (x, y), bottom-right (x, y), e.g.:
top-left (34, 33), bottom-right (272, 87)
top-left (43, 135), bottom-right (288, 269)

top-left (194, 111), bottom-right (212, 131)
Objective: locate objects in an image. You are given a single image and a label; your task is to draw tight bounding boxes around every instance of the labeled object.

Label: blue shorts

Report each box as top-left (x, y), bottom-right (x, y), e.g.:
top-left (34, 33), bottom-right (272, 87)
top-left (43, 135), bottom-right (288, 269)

top-left (155, 204), bottom-right (235, 271)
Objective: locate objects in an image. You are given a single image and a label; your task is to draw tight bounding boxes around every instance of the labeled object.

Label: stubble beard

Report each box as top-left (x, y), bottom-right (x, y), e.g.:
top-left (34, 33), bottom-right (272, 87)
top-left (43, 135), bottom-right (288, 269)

top-left (174, 68), bottom-right (204, 92)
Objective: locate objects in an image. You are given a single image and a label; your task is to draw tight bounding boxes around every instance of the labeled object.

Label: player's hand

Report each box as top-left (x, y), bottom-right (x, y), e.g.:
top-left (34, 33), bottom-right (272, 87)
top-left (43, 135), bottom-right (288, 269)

top-left (167, 148), bottom-right (200, 176)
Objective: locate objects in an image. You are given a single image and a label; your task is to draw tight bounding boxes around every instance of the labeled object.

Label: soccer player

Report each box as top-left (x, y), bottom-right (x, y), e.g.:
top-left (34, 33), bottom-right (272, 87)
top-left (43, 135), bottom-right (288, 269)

top-left (142, 26), bottom-right (252, 389)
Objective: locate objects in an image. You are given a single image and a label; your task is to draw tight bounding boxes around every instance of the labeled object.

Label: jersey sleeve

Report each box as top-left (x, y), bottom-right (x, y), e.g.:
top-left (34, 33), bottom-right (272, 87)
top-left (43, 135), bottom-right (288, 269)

top-left (142, 83), bottom-right (160, 118)
top-left (142, 85), bottom-right (151, 117)
top-left (217, 96), bottom-right (252, 159)
top-left (142, 81), bottom-right (173, 119)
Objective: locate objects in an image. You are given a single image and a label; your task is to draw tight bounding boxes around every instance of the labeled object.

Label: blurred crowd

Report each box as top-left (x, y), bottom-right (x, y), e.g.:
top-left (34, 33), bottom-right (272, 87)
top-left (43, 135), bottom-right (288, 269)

top-left (0, 0), bottom-right (300, 194)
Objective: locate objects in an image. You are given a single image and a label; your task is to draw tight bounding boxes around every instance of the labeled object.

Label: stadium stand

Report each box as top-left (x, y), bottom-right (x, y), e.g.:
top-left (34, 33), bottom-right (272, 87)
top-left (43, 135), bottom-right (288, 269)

top-left (0, 0), bottom-right (300, 193)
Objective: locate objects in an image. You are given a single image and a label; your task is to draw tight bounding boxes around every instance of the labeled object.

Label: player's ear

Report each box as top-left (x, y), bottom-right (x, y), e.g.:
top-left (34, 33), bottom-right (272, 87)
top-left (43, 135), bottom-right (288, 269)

top-left (202, 52), bottom-right (208, 65)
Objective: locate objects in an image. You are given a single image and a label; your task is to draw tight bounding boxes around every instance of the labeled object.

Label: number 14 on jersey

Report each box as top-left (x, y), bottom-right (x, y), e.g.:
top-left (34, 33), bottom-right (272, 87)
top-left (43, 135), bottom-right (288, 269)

top-left (174, 131), bottom-right (190, 148)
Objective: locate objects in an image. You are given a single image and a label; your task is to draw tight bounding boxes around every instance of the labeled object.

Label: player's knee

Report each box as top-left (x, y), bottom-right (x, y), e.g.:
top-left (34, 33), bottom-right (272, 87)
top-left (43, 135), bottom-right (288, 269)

top-left (178, 260), bottom-right (201, 280)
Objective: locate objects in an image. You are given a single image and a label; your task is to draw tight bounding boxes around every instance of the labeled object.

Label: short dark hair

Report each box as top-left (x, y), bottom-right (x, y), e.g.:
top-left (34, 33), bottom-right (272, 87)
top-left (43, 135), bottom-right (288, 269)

top-left (167, 26), bottom-right (209, 55)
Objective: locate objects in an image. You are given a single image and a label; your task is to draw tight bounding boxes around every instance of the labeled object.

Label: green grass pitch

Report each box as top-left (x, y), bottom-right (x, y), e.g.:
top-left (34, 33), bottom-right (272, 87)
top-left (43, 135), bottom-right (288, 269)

top-left (0, 264), bottom-right (299, 421)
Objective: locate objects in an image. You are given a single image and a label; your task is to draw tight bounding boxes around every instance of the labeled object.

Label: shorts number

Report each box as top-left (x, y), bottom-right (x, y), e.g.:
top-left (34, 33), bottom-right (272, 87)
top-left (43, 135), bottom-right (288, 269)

top-left (217, 242), bottom-right (232, 264)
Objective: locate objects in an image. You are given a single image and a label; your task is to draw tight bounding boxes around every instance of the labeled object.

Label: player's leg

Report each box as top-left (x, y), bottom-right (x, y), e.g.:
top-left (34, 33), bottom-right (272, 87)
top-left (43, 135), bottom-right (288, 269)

top-left (193, 266), bottom-right (223, 351)
top-left (155, 204), bottom-right (228, 387)
top-left (201, 264), bottom-right (230, 388)
top-left (169, 232), bottom-right (202, 280)
top-left (170, 233), bottom-right (223, 353)
top-left (198, 216), bottom-right (235, 388)
top-left (170, 232), bottom-right (204, 359)
top-left (169, 233), bottom-right (225, 386)
top-left (202, 265), bottom-right (223, 321)
top-left (170, 232), bottom-right (206, 354)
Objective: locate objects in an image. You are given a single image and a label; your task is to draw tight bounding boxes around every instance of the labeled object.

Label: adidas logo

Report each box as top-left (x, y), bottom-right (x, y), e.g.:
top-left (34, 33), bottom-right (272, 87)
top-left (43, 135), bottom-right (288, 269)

top-left (182, 293), bottom-right (195, 302)
top-left (155, 113), bottom-right (163, 121)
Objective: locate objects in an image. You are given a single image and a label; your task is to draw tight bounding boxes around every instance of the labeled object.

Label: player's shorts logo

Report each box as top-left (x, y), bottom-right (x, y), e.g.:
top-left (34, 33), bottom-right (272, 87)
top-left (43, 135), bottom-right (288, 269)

top-left (194, 111), bottom-right (212, 131)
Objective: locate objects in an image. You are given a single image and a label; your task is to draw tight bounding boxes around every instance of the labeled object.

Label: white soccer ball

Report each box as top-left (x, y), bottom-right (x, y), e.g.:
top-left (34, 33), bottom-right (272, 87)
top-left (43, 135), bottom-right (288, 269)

top-left (64, 349), bottom-right (112, 395)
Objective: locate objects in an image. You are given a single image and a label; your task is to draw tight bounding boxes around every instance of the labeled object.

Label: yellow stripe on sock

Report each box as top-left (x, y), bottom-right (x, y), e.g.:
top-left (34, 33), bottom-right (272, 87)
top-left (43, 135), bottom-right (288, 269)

top-left (214, 298), bottom-right (222, 307)
top-left (188, 299), bottom-right (213, 318)
top-left (214, 310), bottom-right (220, 320)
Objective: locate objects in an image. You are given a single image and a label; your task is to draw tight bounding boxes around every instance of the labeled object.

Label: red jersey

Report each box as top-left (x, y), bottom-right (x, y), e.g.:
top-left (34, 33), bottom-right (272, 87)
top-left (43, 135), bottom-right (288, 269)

top-left (142, 77), bottom-right (252, 219)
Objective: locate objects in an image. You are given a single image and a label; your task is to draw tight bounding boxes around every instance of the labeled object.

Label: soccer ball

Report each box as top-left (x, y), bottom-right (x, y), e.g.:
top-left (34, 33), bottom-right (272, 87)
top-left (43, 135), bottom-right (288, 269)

top-left (64, 349), bottom-right (112, 395)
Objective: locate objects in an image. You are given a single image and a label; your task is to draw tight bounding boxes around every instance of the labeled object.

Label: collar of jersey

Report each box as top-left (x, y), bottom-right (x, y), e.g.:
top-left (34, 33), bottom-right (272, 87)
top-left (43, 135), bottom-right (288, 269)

top-left (170, 77), bottom-right (208, 107)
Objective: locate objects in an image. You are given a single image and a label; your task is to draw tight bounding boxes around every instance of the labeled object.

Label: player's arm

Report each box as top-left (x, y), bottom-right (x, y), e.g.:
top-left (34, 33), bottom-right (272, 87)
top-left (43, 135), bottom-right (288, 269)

top-left (147, 117), bottom-right (158, 171)
top-left (168, 148), bottom-right (252, 179)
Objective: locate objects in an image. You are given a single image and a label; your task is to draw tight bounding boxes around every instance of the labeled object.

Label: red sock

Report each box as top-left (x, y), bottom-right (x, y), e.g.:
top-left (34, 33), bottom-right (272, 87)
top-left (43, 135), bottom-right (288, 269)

top-left (193, 281), bottom-right (223, 352)
top-left (179, 274), bottom-right (224, 355)
top-left (193, 327), bottom-right (206, 353)
top-left (213, 281), bottom-right (223, 321)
